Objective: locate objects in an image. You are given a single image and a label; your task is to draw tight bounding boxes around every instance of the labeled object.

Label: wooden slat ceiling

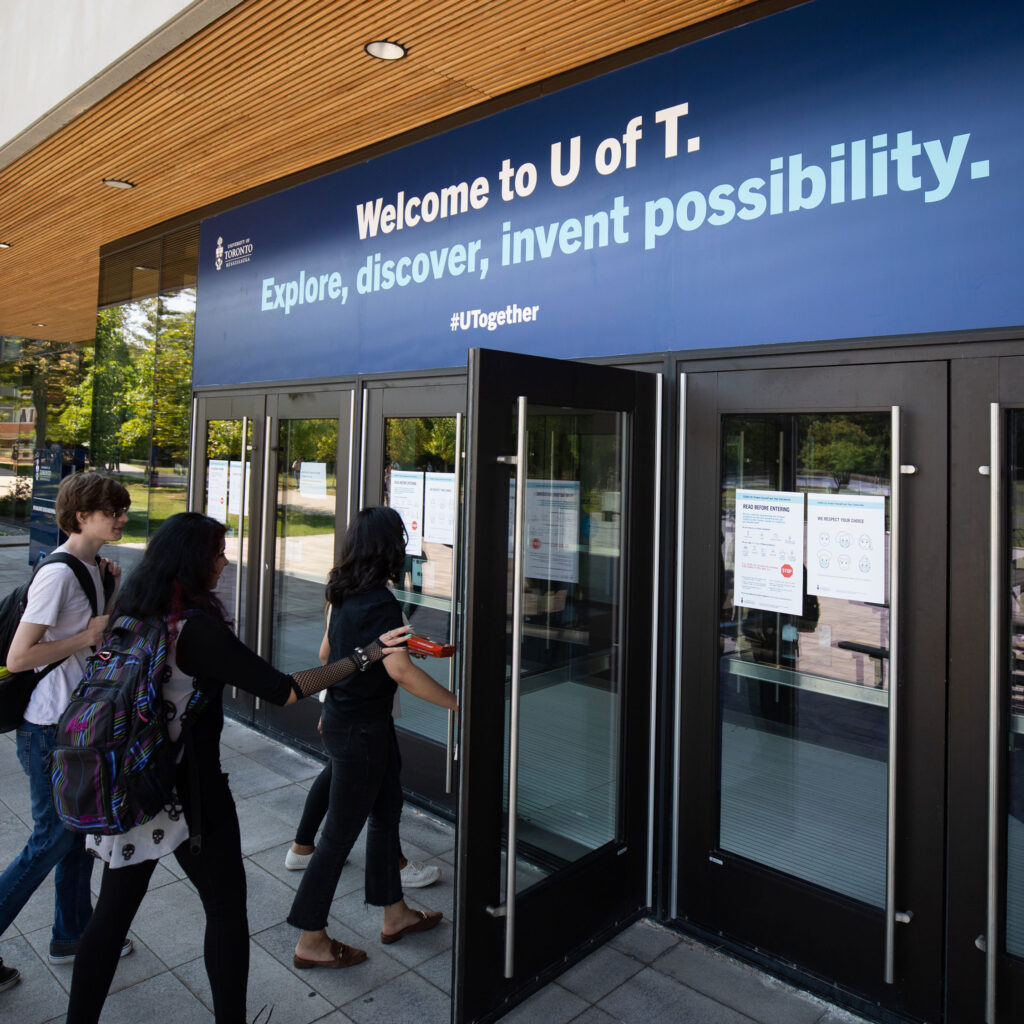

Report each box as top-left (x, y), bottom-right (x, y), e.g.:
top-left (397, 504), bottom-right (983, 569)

top-left (0, 0), bottom-right (763, 344)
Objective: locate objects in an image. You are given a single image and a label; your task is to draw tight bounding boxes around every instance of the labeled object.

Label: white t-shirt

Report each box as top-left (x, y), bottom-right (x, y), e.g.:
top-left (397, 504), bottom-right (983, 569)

top-left (21, 544), bottom-right (103, 726)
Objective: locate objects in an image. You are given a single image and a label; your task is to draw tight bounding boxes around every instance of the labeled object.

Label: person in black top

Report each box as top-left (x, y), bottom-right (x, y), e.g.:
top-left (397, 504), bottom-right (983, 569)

top-left (65, 513), bottom-right (409, 1024)
top-left (288, 506), bottom-right (458, 968)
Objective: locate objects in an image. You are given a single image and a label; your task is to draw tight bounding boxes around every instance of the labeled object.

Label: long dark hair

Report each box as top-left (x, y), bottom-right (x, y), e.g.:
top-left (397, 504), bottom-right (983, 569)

top-left (325, 506), bottom-right (406, 606)
top-left (115, 512), bottom-right (228, 623)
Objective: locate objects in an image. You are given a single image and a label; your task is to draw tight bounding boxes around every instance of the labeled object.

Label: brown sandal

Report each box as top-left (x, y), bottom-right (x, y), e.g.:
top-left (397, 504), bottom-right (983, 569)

top-left (380, 909), bottom-right (443, 944)
top-left (293, 937), bottom-right (367, 968)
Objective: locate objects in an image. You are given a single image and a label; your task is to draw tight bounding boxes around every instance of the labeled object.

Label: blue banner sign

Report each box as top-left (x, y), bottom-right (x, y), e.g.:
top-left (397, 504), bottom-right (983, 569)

top-left (195, 0), bottom-right (1023, 386)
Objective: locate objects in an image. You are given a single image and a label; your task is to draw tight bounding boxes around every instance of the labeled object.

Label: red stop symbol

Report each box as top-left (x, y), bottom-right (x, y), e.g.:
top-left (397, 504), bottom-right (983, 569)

top-left (531, 538), bottom-right (541, 549)
top-left (781, 564), bottom-right (794, 578)
top-left (411, 520), bottom-right (418, 531)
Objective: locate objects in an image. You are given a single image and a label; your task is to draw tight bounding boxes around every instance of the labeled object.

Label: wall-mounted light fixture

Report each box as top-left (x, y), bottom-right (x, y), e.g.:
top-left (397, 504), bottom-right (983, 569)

top-left (364, 40), bottom-right (406, 60)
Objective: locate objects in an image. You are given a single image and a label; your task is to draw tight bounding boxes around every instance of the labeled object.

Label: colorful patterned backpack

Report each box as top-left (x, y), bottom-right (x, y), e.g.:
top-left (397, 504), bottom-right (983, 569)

top-left (50, 614), bottom-right (206, 836)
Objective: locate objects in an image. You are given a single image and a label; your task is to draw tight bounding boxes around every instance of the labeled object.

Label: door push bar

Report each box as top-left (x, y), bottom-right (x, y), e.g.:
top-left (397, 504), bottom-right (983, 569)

top-left (978, 403), bottom-right (1002, 1023)
top-left (446, 413), bottom-right (464, 795)
top-left (255, 414), bottom-right (275, 710)
top-left (885, 407), bottom-right (917, 984)
top-left (492, 396), bottom-right (529, 979)
top-left (231, 416), bottom-right (250, 698)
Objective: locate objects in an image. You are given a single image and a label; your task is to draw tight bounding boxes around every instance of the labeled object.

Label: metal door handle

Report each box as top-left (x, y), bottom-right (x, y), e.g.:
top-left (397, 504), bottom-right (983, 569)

top-left (884, 405), bottom-right (903, 985)
top-left (498, 396), bottom-right (528, 979)
top-left (232, 416), bottom-right (250, 698)
top-left (255, 414), bottom-right (275, 709)
top-left (985, 402), bottom-right (1002, 1023)
top-left (446, 412), bottom-right (463, 794)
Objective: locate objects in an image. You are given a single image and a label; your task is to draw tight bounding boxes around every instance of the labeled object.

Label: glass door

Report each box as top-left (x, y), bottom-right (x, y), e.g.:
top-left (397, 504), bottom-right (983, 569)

top-left (678, 362), bottom-right (948, 1022)
top-left (362, 380), bottom-right (466, 814)
top-left (192, 393), bottom-right (266, 724)
top-left (946, 355), bottom-right (1024, 1023)
top-left (454, 349), bottom-right (657, 1024)
top-left (255, 389), bottom-right (355, 751)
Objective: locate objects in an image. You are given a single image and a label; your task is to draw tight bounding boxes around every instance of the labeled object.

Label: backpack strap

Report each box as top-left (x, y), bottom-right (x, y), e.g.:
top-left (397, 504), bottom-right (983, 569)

top-left (166, 609), bottom-right (207, 856)
top-left (27, 552), bottom-right (102, 683)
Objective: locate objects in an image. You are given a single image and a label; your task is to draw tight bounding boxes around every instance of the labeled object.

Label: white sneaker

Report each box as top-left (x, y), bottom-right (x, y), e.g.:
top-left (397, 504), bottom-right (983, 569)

top-left (285, 847), bottom-right (313, 870)
top-left (400, 860), bottom-right (440, 888)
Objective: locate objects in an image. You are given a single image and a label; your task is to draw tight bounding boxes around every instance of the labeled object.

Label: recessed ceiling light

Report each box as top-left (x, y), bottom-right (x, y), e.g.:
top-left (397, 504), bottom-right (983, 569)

top-left (102, 178), bottom-right (136, 189)
top-left (365, 40), bottom-right (406, 60)
top-left (32, 322), bottom-right (45, 328)
top-left (0, 242), bottom-right (11, 249)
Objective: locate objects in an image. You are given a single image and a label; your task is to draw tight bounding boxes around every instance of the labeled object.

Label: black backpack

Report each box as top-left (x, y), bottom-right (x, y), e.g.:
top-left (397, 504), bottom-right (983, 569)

top-left (50, 613), bottom-right (208, 840)
top-left (0, 553), bottom-right (105, 733)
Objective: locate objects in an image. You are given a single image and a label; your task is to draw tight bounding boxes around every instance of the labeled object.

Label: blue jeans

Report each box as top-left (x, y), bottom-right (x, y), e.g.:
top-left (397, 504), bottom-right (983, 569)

top-left (0, 722), bottom-right (94, 944)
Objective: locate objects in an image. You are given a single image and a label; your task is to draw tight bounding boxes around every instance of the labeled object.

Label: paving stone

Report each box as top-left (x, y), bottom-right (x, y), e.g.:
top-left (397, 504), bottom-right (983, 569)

top-left (0, 932), bottom-right (69, 1024)
top-left (607, 919), bottom-right (680, 964)
top-left (412, 948), bottom-right (453, 995)
top-left (339, 967), bottom-right (450, 1024)
top-left (500, 981), bottom-right (590, 1023)
top-left (598, 966), bottom-right (755, 1024)
top-left (175, 940), bottom-right (335, 1024)
top-left (653, 938), bottom-right (825, 1024)
top-left (97, 965), bottom-right (214, 1023)
top-left (253, 919), bottom-right (406, 1005)
top-left (557, 944), bottom-right (643, 1003)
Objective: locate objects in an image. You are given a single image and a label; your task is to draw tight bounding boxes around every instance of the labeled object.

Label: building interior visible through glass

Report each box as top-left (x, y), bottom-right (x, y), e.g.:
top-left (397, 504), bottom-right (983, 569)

top-left (206, 418), bottom-right (252, 640)
top-left (1007, 411), bottom-right (1024, 956)
top-left (719, 414), bottom-right (891, 907)
top-left (499, 407), bottom-right (625, 891)
top-left (382, 417), bottom-right (459, 751)
top-left (271, 418), bottom-right (339, 672)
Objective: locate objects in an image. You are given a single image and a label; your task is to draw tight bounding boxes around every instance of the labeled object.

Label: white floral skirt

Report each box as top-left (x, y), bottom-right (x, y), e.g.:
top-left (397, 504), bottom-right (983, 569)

top-left (88, 799), bottom-right (189, 867)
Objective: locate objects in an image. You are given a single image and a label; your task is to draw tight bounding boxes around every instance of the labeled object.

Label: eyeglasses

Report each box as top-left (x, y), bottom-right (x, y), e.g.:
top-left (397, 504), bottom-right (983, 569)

top-left (100, 507), bottom-right (130, 519)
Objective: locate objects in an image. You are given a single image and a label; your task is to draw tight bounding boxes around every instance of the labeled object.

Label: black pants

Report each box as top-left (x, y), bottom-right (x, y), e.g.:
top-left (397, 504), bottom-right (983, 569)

top-left (294, 759), bottom-right (331, 847)
top-left (288, 715), bottom-right (403, 930)
top-left (66, 765), bottom-right (249, 1024)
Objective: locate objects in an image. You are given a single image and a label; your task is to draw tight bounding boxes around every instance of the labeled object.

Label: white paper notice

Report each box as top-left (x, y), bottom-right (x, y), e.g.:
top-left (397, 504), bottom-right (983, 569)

top-left (298, 461), bottom-right (327, 499)
top-left (227, 461), bottom-right (251, 517)
top-left (390, 470), bottom-right (424, 556)
top-left (807, 493), bottom-right (886, 603)
top-left (734, 489), bottom-right (804, 615)
top-left (207, 459), bottom-right (229, 523)
top-left (524, 480), bottom-right (580, 584)
top-left (423, 472), bottom-right (456, 545)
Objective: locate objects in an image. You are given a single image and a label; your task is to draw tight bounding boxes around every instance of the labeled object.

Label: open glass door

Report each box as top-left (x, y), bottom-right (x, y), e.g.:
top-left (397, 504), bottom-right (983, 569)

top-left (454, 349), bottom-right (658, 1023)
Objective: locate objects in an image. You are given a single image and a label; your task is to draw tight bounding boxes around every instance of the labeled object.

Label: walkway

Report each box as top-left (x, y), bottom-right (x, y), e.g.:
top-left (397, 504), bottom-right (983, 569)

top-left (0, 540), bottom-right (871, 1024)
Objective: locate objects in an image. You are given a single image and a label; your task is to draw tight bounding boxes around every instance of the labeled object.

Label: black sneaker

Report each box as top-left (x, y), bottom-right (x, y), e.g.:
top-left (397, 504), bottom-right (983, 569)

top-left (48, 937), bottom-right (134, 964)
top-left (0, 958), bottom-right (20, 993)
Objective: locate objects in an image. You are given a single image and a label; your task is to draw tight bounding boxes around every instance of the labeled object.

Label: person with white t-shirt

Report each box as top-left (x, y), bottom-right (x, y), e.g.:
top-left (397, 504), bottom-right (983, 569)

top-left (0, 473), bottom-right (131, 995)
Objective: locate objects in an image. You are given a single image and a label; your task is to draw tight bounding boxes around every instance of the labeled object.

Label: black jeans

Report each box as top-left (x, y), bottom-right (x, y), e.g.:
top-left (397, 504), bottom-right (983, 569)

top-left (288, 714), bottom-right (403, 930)
top-left (66, 764), bottom-right (249, 1024)
top-left (294, 759), bottom-right (331, 847)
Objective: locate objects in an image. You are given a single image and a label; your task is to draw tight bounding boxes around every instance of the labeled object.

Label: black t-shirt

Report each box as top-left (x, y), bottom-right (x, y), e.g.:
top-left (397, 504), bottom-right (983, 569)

top-left (325, 587), bottom-right (403, 721)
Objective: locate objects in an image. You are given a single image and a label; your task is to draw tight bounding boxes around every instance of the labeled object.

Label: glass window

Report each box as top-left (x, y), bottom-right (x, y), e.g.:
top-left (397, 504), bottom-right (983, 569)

top-left (719, 413), bottom-right (891, 906)
top-left (383, 416), bottom-right (458, 746)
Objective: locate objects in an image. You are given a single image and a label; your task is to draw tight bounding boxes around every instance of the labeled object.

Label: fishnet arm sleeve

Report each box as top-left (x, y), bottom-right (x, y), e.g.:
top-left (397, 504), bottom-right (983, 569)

top-left (289, 639), bottom-right (390, 698)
